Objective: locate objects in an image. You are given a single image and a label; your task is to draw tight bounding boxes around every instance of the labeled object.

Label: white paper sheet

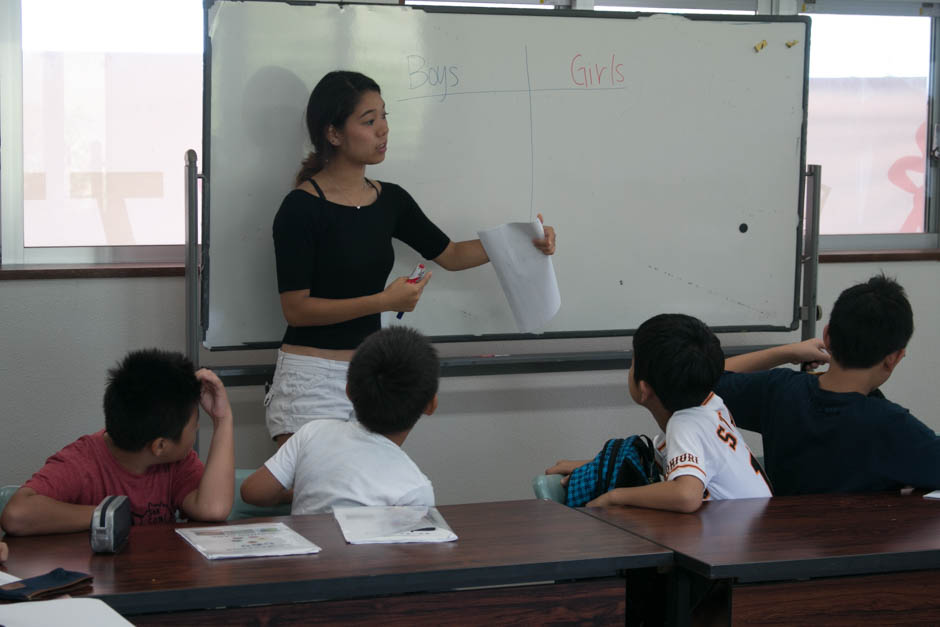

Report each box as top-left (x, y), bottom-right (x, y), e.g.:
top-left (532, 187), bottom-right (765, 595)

top-left (478, 220), bottom-right (560, 333)
top-left (0, 570), bottom-right (21, 585)
top-left (176, 522), bottom-right (321, 560)
top-left (0, 598), bottom-right (132, 627)
top-left (924, 490), bottom-right (940, 500)
top-left (333, 506), bottom-right (457, 544)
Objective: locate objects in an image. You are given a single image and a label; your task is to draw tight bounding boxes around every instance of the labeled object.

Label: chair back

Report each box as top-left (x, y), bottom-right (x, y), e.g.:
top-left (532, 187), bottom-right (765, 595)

top-left (0, 485), bottom-right (18, 517)
top-left (532, 474), bottom-right (566, 504)
top-left (229, 469), bottom-right (292, 520)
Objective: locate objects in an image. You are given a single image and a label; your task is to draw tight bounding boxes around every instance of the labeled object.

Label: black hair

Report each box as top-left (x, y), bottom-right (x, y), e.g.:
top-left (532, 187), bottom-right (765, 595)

top-left (103, 349), bottom-right (201, 451)
top-left (827, 274), bottom-right (913, 368)
top-left (295, 70), bottom-right (382, 185)
top-left (347, 327), bottom-right (440, 436)
top-left (631, 313), bottom-right (724, 413)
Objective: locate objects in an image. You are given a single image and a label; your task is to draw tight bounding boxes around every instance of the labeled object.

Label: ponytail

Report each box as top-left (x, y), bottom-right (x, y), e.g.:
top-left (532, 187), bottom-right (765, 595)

top-left (295, 151), bottom-right (325, 186)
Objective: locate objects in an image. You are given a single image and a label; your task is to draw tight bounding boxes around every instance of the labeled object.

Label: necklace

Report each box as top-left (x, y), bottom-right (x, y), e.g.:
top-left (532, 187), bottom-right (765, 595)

top-left (320, 176), bottom-right (373, 209)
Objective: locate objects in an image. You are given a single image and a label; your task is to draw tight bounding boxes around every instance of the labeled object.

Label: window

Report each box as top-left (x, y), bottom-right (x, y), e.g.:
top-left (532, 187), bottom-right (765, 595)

top-left (805, 14), bottom-right (930, 235)
top-left (1, 0), bottom-right (202, 264)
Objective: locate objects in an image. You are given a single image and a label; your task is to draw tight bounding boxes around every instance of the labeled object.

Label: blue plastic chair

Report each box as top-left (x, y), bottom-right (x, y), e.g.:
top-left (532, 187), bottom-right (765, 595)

top-left (228, 469), bottom-right (292, 520)
top-left (532, 474), bottom-right (566, 504)
top-left (0, 485), bottom-right (18, 517)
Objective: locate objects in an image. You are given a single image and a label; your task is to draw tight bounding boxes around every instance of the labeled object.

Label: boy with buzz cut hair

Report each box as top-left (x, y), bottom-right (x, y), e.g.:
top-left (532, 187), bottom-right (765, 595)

top-left (717, 274), bottom-right (940, 495)
top-left (547, 313), bottom-right (771, 513)
top-left (1, 349), bottom-right (235, 535)
top-left (241, 326), bottom-right (439, 514)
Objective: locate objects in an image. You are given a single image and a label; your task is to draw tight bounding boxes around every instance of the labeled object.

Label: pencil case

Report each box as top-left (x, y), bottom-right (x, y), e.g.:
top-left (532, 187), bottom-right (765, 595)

top-left (0, 568), bottom-right (93, 601)
top-left (90, 494), bottom-right (131, 553)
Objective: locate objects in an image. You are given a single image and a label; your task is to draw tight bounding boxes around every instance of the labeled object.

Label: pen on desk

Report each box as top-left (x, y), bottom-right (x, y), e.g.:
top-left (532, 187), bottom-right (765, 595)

top-left (396, 264), bottom-right (426, 319)
top-left (410, 527), bottom-right (437, 532)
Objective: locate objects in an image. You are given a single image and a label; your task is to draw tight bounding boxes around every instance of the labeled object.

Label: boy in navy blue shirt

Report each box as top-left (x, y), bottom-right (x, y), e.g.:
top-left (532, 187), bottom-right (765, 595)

top-left (717, 274), bottom-right (940, 495)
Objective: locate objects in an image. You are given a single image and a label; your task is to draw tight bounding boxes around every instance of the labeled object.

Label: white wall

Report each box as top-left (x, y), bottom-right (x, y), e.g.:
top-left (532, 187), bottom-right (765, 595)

top-left (0, 277), bottom-right (185, 483)
top-left (1, 261), bottom-right (937, 504)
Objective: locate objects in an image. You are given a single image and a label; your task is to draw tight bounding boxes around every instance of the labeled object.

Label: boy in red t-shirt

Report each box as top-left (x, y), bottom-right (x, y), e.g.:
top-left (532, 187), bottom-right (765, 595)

top-left (1, 349), bottom-right (235, 535)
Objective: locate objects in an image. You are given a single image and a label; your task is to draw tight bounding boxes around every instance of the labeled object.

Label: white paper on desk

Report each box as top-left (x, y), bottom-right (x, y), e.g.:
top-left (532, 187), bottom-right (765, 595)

top-left (0, 598), bottom-right (132, 627)
top-left (0, 570), bottom-right (21, 585)
top-left (175, 522), bottom-right (321, 560)
top-left (478, 220), bottom-right (560, 333)
top-left (333, 506), bottom-right (457, 544)
top-left (924, 490), bottom-right (940, 500)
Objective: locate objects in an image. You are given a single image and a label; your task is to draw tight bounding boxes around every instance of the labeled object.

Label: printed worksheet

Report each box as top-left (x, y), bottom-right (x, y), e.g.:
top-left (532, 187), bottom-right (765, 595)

top-left (176, 523), bottom-right (321, 560)
top-left (333, 506), bottom-right (457, 544)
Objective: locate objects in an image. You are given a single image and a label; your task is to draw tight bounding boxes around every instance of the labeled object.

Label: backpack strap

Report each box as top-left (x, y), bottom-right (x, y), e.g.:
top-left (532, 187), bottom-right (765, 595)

top-left (602, 439), bottom-right (626, 494)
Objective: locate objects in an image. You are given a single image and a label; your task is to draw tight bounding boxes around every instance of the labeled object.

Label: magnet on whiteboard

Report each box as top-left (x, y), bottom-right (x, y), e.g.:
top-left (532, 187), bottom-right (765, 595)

top-left (754, 40), bottom-right (767, 53)
top-left (785, 40), bottom-right (799, 48)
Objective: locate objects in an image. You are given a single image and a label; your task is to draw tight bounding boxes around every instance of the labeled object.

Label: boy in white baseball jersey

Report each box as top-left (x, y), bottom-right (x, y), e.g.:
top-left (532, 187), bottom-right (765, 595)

top-left (547, 314), bottom-right (770, 512)
top-left (240, 326), bottom-right (438, 514)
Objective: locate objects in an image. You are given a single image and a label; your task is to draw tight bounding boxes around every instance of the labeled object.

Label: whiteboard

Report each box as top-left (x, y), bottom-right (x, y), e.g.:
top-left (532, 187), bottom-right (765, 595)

top-left (203, 2), bottom-right (808, 349)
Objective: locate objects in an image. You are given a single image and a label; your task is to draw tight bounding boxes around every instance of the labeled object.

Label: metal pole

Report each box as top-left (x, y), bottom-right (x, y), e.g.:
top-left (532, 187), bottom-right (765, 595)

top-left (185, 149), bottom-right (200, 367)
top-left (801, 164), bottom-right (821, 340)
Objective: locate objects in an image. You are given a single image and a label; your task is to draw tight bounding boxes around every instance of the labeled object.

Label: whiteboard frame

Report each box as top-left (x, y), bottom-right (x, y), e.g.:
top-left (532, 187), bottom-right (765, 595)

top-left (198, 1), bottom-right (810, 350)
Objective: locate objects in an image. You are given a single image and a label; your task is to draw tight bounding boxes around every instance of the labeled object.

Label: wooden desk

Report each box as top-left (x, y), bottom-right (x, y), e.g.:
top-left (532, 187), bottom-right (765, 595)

top-left (1, 500), bottom-right (670, 625)
top-left (583, 493), bottom-right (940, 625)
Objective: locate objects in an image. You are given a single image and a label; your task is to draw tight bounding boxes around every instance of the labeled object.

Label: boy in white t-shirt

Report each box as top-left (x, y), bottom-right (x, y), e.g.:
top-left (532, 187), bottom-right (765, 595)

top-left (547, 313), bottom-right (771, 513)
top-left (240, 326), bottom-right (439, 514)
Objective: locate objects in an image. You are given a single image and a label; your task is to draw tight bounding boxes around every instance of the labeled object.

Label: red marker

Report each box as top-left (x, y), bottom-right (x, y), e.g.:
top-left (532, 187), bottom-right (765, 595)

top-left (396, 264), bottom-right (426, 319)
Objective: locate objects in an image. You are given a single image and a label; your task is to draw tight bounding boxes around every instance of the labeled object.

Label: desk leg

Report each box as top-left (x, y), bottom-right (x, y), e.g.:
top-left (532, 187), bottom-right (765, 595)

top-left (667, 568), bottom-right (692, 627)
top-left (625, 567), bottom-right (669, 626)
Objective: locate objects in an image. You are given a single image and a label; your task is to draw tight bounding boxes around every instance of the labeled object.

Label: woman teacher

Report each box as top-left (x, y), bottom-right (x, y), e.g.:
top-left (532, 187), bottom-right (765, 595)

top-left (266, 71), bottom-right (556, 445)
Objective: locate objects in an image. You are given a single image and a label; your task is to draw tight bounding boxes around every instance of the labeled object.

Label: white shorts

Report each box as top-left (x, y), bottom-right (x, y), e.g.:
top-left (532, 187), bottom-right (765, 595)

top-left (264, 351), bottom-right (353, 439)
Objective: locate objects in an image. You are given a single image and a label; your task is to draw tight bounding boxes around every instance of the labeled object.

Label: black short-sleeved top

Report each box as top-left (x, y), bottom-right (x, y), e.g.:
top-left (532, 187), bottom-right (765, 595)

top-left (715, 369), bottom-right (940, 496)
top-left (272, 182), bottom-right (450, 350)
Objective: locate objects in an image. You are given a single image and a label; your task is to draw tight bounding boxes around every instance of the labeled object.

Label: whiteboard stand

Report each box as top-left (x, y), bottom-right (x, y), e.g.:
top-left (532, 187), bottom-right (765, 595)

top-left (183, 157), bottom-right (823, 384)
top-left (185, 149), bottom-right (202, 370)
top-left (800, 164), bottom-right (822, 341)
top-left (185, 149), bottom-right (204, 452)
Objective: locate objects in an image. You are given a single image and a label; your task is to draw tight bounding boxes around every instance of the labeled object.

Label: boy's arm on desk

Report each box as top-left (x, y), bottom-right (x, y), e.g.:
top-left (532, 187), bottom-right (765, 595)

top-left (724, 339), bottom-right (829, 373)
top-left (587, 476), bottom-right (704, 514)
top-left (0, 487), bottom-right (95, 535)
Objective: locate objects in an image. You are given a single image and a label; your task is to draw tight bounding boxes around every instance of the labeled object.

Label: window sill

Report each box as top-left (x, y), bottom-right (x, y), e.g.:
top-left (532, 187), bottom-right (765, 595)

top-left (0, 262), bottom-right (185, 280)
top-left (819, 249), bottom-right (940, 263)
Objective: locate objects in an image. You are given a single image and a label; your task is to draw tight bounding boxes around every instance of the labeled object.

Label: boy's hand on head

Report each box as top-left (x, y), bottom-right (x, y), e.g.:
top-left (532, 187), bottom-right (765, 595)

top-left (196, 368), bottom-right (234, 426)
top-left (789, 338), bottom-right (829, 369)
top-left (532, 213), bottom-right (556, 255)
top-left (0, 541), bottom-right (8, 562)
